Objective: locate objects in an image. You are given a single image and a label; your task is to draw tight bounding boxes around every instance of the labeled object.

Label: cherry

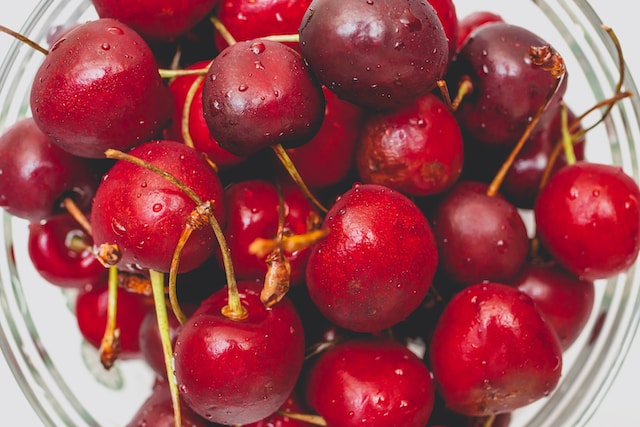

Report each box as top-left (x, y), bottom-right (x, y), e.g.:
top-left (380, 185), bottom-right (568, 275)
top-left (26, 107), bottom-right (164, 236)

top-left (534, 161), bottom-right (640, 280)
top-left (282, 85), bottom-right (366, 190)
top-left (513, 260), bottom-right (595, 350)
top-left (305, 182), bottom-right (438, 333)
top-left (447, 21), bottom-right (566, 149)
top-left (428, 180), bottom-right (530, 289)
top-left (223, 179), bottom-right (321, 287)
top-left (428, 282), bottom-right (563, 417)
top-left (243, 392), bottom-right (314, 426)
top-left (298, 0), bottom-right (450, 110)
top-left (126, 382), bottom-right (215, 427)
top-left (173, 280), bottom-right (305, 425)
top-left (90, 139), bottom-right (225, 274)
top-left (75, 282), bottom-right (154, 359)
top-left (91, 0), bottom-right (220, 42)
top-left (165, 59), bottom-right (246, 169)
top-left (27, 213), bottom-right (107, 289)
top-left (0, 117), bottom-right (99, 222)
top-left (455, 10), bottom-right (503, 51)
top-left (201, 38), bottom-right (326, 157)
top-left (356, 90), bottom-right (464, 197)
top-left (29, 18), bottom-right (173, 158)
top-left (213, 0), bottom-right (312, 53)
top-left (304, 336), bottom-right (435, 427)
top-left (426, 0), bottom-right (459, 63)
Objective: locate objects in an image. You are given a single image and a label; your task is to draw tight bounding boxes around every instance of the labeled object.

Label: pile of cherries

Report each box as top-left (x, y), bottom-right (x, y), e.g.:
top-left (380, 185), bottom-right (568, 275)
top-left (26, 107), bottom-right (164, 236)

top-left (1, 0), bottom-right (639, 426)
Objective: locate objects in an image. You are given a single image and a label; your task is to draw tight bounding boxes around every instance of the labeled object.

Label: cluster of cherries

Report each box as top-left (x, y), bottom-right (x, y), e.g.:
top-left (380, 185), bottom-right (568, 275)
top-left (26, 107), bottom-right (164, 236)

top-left (1, 0), bottom-right (639, 426)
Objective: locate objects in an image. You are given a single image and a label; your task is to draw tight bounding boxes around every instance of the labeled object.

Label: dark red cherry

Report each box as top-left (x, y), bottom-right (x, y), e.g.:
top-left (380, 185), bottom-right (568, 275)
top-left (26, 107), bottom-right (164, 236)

top-left (513, 260), bottom-right (595, 350)
top-left (427, 0), bottom-right (459, 62)
top-left (90, 140), bottom-right (225, 273)
top-left (213, 0), bottom-right (312, 53)
top-left (305, 183), bottom-right (438, 332)
top-left (165, 59), bottom-right (246, 169)
top-left (91, 0), bottom-right (220, 42)
top-left (0, 117), bottom-right (99, 222)
top-left (455, 10), bottom-right (503, 51)
top-left (126, 382), bottom-right (214, 427)
top-left (283, 85), bottom-right (366, 190)
top-left (223, 179), bottom-right (321, 286)
top-left (202, 39), bottom-right (326, 157)
top-left (534, 161), bottom-right (640, 280)
top-left (174, 280), bottom-right (305, 425)
top-left (75, 283), bottom-right (154, 359)
top-left (304, 336), bottom-right (435, 427)
top-left (356, 91), bottom-right (464, 197)
top-left (30, 18), bottom-right (173, 158)
top-left (298, 0), bottom-right (450, 110)
top-left (428, 180), bottom-right (530, 289)
top-left (428, 282), bottom-right (563, 416)
top-left (28, 213), bottom-right (107, 289)
top-left (447, 22), bottom-right (565, 149)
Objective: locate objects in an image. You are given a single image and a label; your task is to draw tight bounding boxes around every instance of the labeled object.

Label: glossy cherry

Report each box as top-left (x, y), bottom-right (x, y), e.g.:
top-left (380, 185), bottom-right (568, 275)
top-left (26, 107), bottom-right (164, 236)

top-left (0, 117), bottom-right (99, 222)
top-left (534, 161), bottom-right (640, 280)
top-left (428, 282), bottom-right (563, 416)
top-left (90, 139), bottom-right (225, 274)
top-left (30, 18), bottom-right (173, 158)
top-left (305, 183), bottom-right (438, 332)
top-left (28, 213), bottom-right (107, 289)
top-left (304, 336), bottom-right (435, 427)
top-left (173, 280), bottom-right (305, 425)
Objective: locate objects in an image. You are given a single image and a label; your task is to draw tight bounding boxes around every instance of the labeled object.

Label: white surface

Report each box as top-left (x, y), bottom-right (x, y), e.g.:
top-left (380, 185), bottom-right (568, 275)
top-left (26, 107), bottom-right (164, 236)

top-left (0, 1), bottom-right (639, 426)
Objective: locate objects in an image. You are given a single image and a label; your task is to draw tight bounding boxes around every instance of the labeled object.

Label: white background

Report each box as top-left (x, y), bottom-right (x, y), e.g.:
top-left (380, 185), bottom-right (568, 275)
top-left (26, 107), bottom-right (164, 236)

top-left (0, 0), bottom-right (638, 425)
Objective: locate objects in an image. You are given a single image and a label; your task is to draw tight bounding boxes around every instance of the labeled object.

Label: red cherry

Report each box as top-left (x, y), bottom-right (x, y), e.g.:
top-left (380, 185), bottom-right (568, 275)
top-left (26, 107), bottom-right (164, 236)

top-left (30, 18), bottom-right (173, 158)
top-left (304, 337), bottom-right (435, 427)
top-left (174, 280), bottom-right (305, 425)
top-left (75, 284), bottom-right (153, 359)
top-left (305, 183), bottom-right (438, 332)
top-left (28, 213), bottom-right (107, 289)
top-left (91, 0), bottom-right (220, 42)
top-left (428, 282), bottom-right (563, 416)
top-left (534, 161), bottom-right (640, 280)
top-left (456, 10), bottom-right (503, 51)
top-left (90, 140), bottom-right (225, 274)
top-left (513, 260), bottom-right (595, 350)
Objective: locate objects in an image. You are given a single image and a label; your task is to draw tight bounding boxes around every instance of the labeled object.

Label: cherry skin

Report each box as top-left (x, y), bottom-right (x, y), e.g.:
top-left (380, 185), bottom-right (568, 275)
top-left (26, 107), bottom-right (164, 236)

top-left (534, 161), bottom-right (640, 280)
top-left (213, 0), bottom-right (312, 53)
top-left (428, 180), bottom-right (530, 289)
top-left (27, 213), bottom-right (107, 289)
top-left (91, 0), bottom-right (220, 42)
top-left (447, 22), bottom-right (566, 149)
top-left (305, 183), bottom-right (439, 333)
top-left (202, 39), bottom-right (326, 157)
top-left (304, 336), bottom-right (435, 427)
top-left (126, 382), bottom-right (215, 427)
top-left (173, 280), bottom-right (305, 425)
top-left (75, 283), bottom-right (154, 359)
top-left (0, 117), bottom-right (99, 222)
top-left (223, 179), bottom-right (321, 287)
top-left (164, 59), bottom-right (246, 169)
top-left (428, 282), bottom-right (563, 417)
top-left (356, 91), bottom-right (464, 197)
top-left (512, 260), bottom-right (595, 350)
top-left (243, 392), bottom-right (314, 427)
top-left (427, 0), bottom-right (459, 63)
top-left (90, 139), bottom-right (225, 274)
top-left (282, 85), bottom-right (366, 190)
top-left (298, 0), bottom-right (450, 110)
top-left (30, 18), bottom-right (173, 158)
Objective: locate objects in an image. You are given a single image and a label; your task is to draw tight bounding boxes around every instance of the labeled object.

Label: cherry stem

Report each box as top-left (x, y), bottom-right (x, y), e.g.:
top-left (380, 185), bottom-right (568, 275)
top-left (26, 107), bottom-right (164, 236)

top-left (158, 67), bottom-right (209, 79)
top-left (260, 33), bottom-right (300, 43)
top-left (210, 15), bottom-right (237, 46)
top-left (436, 79), bottom-right (453, 110)
top-left (149, 269), bottom-right (183, 427)
top-left (63, 197), bottom-right (92, 236)
top-left (277, 411), bottom-right (328, 426)
top-left (559, 104), bottom-right (576, 165)
top-left (450, 75), bottom-right (473, 112)
top-left (0, 24), bottom-right (48, 55)
top-left (99, 266), bottom-right (120, 370)
top-left (271, 144), bottom-right (328, 214)
top-left (168, 224), bottom-right (193, 325)
top-left (104, 148), bottom-right (247, 321)
top-left (181, 74), bottom-right (206, 150)
top-left (483, 414), bottom-right (496, 427)
top-left (486, 51), bottom-right (566, 197)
